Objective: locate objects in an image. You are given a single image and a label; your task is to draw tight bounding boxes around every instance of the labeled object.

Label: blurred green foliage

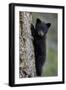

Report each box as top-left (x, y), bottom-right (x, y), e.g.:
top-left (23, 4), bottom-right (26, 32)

top-left (42, 48), bottom-right (58, 76)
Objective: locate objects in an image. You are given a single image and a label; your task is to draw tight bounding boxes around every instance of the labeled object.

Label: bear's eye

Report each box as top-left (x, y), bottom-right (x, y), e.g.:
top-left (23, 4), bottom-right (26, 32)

top-left (38, 26), bottom-right (44, 30)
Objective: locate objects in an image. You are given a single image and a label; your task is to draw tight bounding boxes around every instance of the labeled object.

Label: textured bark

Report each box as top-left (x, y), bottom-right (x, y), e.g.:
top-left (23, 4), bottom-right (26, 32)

top-left (19, 12), bottom-right (36, 78)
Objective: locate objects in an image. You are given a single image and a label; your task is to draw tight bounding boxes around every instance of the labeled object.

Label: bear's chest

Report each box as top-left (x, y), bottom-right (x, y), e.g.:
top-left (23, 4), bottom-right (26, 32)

top-left (34, 37), bottom-right (46, 55)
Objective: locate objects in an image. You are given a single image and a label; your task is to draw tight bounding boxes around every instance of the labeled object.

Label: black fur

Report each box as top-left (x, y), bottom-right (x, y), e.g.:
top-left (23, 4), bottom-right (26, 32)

top-left (31, 18), bottom-right (51, 76)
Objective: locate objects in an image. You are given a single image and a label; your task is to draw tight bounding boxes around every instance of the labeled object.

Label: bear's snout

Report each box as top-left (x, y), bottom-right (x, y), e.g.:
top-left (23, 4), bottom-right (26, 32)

top-left (38, 30), bottom-right (44, 36)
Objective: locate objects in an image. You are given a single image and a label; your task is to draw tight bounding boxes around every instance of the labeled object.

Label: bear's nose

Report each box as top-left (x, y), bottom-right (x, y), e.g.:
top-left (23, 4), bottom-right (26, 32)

top-left (38, 30), bottom-right (44, 36)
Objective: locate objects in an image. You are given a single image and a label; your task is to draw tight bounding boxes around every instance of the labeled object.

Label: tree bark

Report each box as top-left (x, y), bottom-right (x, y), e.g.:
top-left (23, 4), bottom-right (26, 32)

top-left (19, 12), bottom-right (36, 78)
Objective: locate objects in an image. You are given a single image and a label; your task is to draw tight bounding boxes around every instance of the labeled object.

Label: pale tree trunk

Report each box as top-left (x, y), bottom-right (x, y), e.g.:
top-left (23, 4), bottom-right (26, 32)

top-left (19, 12), bottom-right (36, 78)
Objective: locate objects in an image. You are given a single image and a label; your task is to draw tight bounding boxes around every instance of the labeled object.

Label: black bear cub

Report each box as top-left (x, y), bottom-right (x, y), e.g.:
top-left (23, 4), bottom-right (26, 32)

top-left (31, 18), bottom-right (51, 76)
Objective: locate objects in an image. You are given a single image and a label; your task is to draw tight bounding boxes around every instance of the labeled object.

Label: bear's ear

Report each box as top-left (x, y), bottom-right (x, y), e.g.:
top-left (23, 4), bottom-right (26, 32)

top-left (46, 23), bottom-right (51, 28)
top-left (36, 18), bottom-right (41, 24)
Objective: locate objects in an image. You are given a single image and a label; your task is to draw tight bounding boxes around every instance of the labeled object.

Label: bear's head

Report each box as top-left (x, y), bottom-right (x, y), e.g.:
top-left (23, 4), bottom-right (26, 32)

top-left (35, 18), bottom-right (51, 37)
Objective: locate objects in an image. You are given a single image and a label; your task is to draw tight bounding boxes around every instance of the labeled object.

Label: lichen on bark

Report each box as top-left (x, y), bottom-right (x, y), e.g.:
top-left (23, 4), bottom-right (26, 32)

top-left (19, 12), bottom-right (36, 78)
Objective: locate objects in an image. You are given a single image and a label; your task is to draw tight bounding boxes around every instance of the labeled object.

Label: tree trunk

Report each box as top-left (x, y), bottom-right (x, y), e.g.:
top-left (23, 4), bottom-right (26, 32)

top-left (19, 12), bottom-right (36, 78)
